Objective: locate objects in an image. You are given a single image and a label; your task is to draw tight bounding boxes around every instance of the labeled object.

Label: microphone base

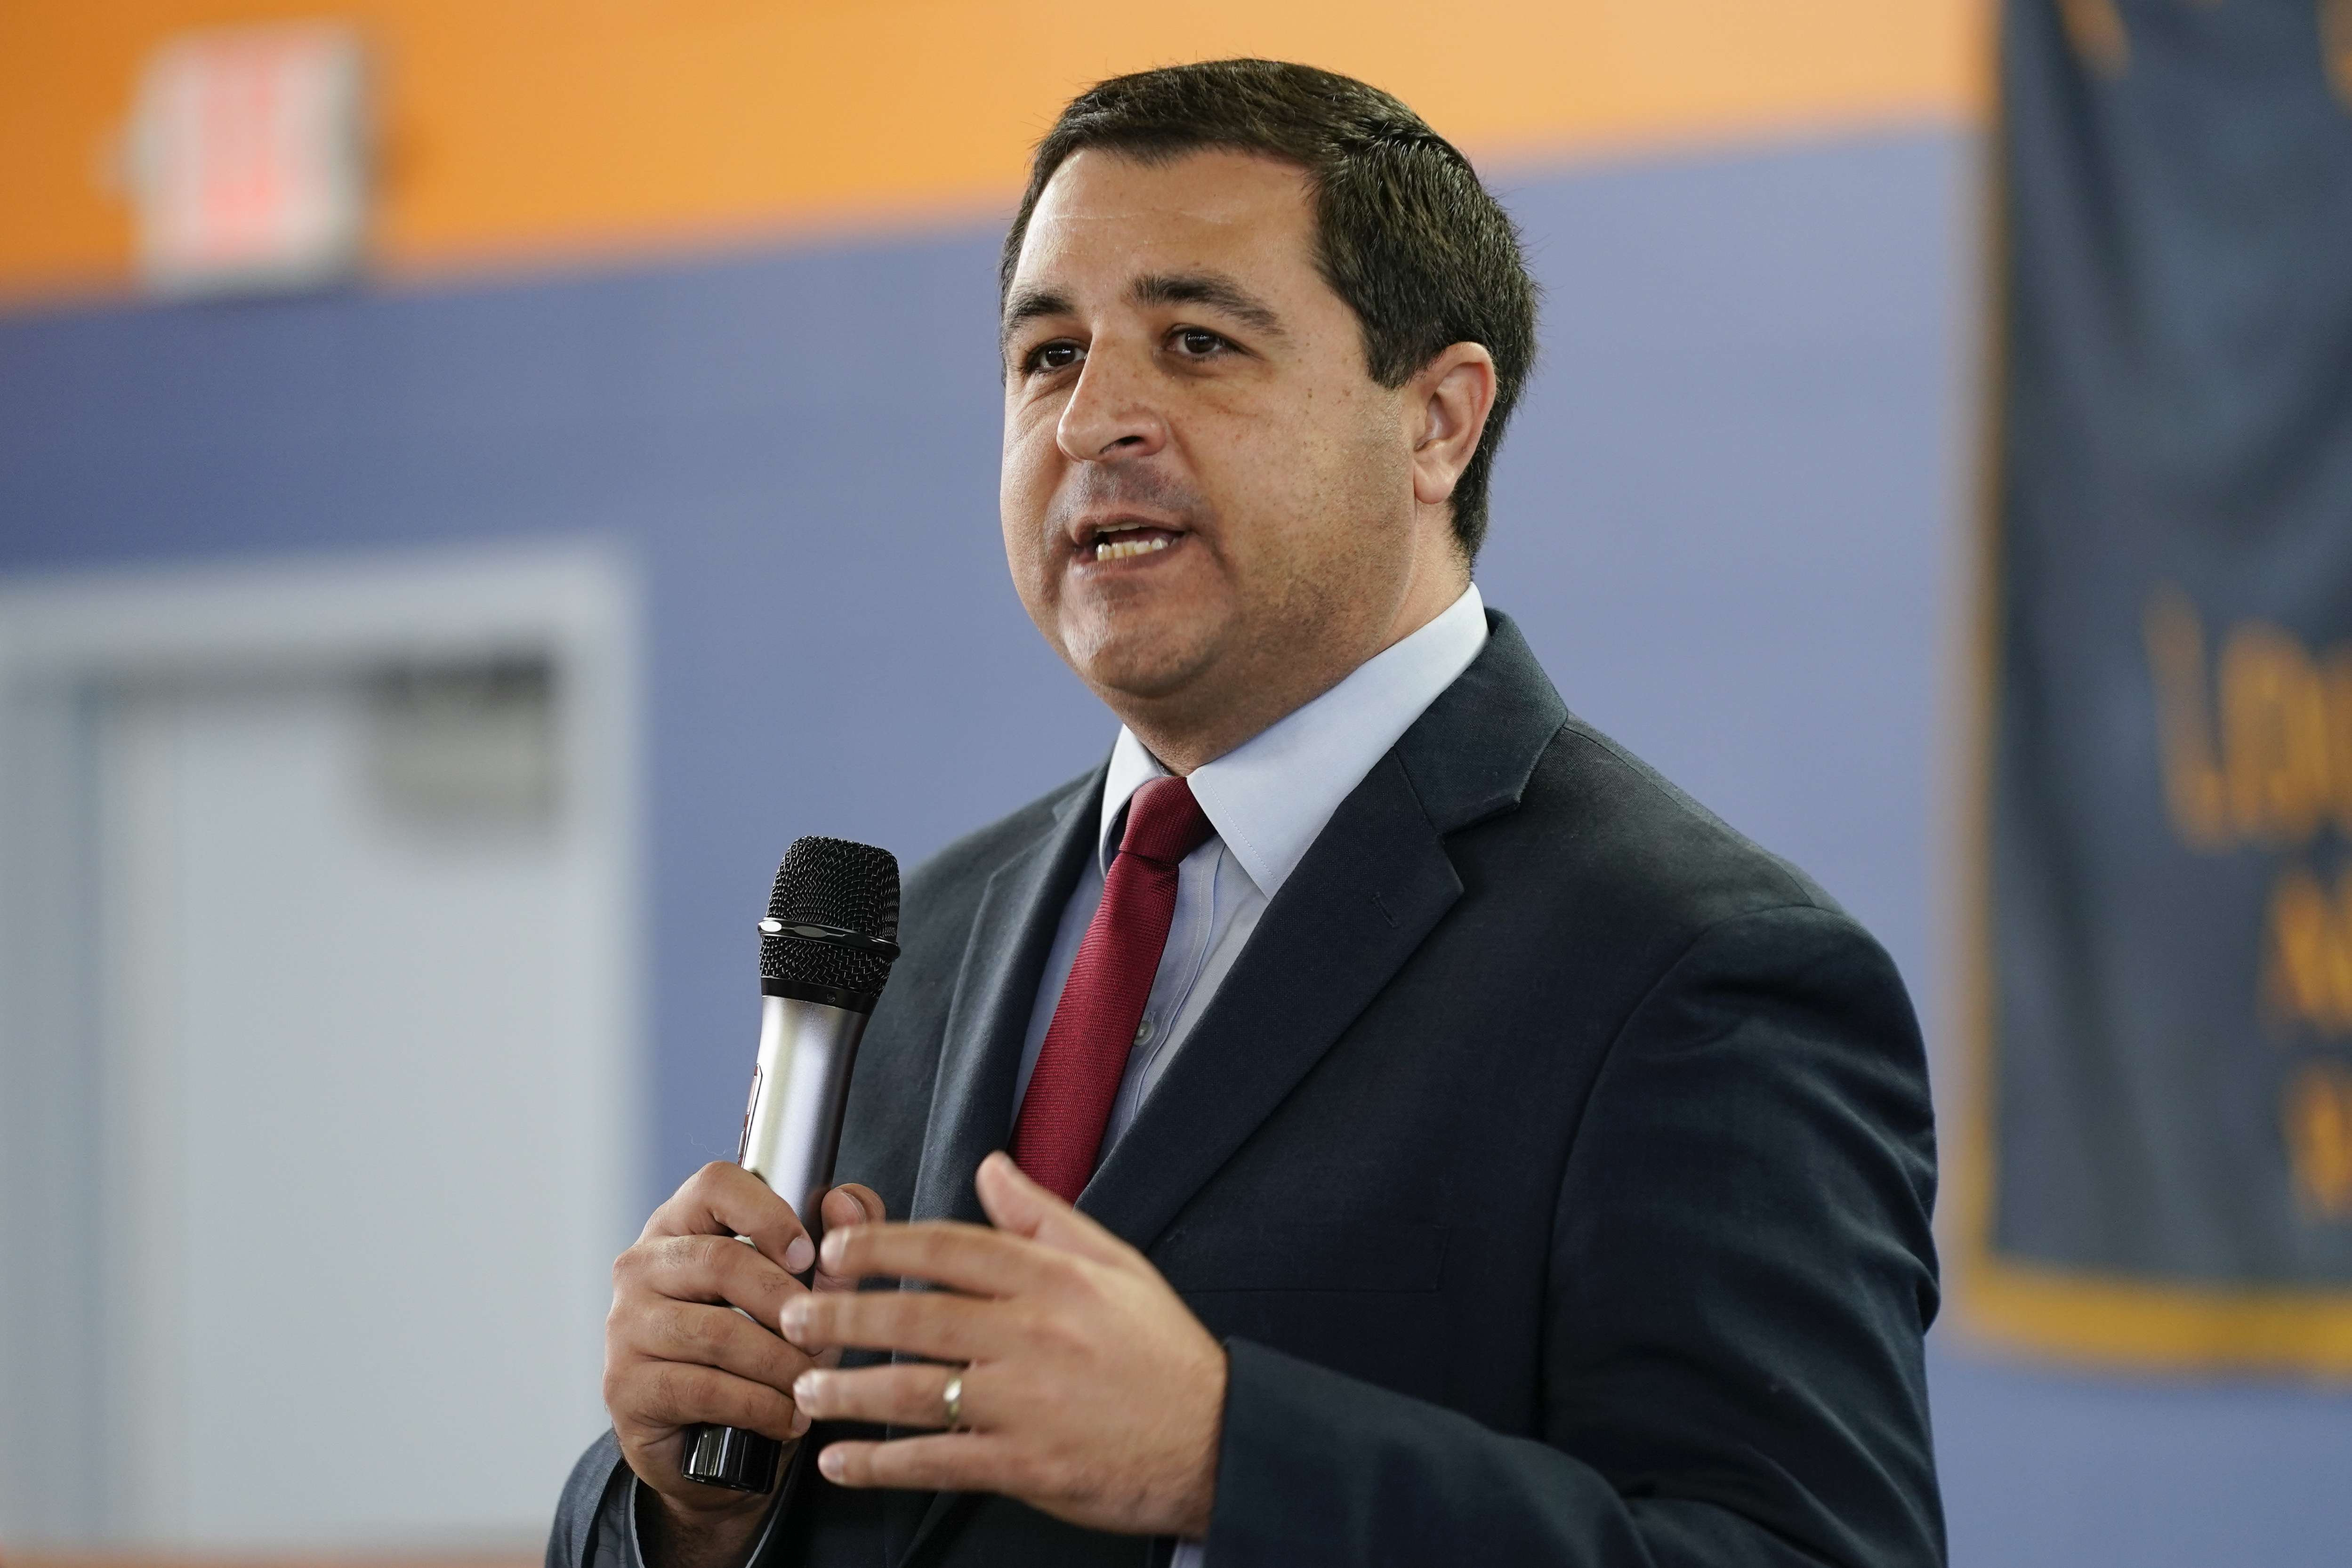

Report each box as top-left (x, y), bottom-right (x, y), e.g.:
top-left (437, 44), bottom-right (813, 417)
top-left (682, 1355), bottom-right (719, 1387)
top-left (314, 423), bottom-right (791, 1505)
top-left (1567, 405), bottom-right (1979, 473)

top-left (681, 1423), bottom-right (783, 1493)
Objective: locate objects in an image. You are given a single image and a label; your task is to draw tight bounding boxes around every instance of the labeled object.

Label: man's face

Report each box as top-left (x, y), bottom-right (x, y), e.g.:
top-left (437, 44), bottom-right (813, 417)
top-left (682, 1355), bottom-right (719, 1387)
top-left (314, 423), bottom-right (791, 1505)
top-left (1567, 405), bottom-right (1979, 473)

top-left (999, 148), bottom-right (1434, 736)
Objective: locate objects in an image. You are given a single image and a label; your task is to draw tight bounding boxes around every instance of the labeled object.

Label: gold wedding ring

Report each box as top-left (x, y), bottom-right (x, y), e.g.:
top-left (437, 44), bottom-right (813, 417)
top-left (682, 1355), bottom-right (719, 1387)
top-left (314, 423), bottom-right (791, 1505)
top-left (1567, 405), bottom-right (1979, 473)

top-left (941, 1369), bottom-right (965, 1431)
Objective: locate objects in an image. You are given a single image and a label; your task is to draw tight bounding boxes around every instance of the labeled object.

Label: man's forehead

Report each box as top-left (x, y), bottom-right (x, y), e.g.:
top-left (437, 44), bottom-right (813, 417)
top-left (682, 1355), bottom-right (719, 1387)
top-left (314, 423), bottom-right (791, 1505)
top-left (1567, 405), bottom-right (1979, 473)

top-left (1007, 147), bottom-right (1316, 297)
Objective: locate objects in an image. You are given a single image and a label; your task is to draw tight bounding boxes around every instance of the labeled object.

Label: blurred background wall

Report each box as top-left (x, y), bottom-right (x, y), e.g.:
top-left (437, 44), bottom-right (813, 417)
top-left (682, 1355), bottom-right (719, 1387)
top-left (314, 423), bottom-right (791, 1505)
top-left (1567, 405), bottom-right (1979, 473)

top-left (1, 2), bottom-right (2346, 1563)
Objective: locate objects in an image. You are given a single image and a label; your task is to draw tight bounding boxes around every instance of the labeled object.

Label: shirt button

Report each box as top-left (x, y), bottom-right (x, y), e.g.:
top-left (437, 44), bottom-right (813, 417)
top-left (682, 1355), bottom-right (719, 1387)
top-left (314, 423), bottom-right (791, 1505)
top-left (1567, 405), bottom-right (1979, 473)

top-left (1134, 1017), bottom-right (1156, 1045)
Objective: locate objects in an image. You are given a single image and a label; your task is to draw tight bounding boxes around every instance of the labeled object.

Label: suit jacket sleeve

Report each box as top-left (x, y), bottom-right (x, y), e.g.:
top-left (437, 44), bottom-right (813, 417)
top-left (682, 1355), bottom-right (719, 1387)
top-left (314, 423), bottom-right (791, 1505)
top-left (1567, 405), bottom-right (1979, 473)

top-left (547, 1430), bottom-right (809, 1568)
top-left (1205, 903), bottom-right (1944, 1567)
top-left (548, 1430), bottom-right (641, 1568)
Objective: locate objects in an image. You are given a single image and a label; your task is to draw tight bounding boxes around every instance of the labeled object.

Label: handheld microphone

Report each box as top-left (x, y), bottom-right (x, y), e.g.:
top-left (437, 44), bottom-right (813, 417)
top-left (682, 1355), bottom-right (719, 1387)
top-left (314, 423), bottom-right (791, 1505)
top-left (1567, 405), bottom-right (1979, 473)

top-left (680, 835), bottom-right (902, 1495)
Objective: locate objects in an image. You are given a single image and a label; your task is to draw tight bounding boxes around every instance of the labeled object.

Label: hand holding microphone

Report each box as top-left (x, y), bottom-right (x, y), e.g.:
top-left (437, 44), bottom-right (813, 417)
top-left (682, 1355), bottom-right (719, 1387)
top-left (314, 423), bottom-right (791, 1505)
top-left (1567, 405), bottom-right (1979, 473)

top-left (602, 833), bottom-right (1220, 1556)
top-left (601, 837), bottom-right (901, 1564)
top-left (604, 1166), bottom-right (878, 1565)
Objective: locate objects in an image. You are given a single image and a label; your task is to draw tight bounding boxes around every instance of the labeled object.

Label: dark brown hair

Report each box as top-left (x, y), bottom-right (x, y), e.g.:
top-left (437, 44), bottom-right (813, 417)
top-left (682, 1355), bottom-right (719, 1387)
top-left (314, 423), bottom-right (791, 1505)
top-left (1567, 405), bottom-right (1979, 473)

top-left (1001, 59), bottom-right (1538, 557)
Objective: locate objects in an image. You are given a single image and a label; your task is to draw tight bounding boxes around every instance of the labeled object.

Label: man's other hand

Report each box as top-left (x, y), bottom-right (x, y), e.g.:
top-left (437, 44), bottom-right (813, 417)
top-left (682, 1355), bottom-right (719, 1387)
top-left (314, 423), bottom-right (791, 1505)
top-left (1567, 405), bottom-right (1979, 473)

top-left (781, 1150), bottom-right (1227, 1539)
top-left (604, 1164), bottom-right (883, 1568)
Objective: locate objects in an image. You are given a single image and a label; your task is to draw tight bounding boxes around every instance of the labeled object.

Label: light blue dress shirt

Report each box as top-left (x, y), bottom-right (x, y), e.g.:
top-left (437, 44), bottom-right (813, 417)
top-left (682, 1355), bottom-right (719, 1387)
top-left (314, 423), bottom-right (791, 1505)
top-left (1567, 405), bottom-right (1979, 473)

top-left (1008, 583), bottom-right (1489, 1562)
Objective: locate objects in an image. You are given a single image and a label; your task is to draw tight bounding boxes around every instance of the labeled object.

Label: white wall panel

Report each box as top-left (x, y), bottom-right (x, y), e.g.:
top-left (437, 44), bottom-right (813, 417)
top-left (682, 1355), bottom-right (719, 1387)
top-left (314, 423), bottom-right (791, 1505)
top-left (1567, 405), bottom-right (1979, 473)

top-left (0, 548), bottom-right (638, 1549)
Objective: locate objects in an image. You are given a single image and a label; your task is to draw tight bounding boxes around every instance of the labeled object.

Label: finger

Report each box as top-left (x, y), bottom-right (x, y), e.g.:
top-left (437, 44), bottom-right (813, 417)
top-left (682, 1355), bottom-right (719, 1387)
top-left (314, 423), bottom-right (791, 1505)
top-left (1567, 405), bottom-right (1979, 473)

top-left (818, 1218), bottom-right (1060, 1299)
top-left (790, 1362), bottom-right (967, 1431)
top-left (816, 1433), bottom-right (1022, 1493)
top-left (617, 1230), bottom-right (805, 1331)
top-left (974, 1150), bottom-right (1137, 1268)
top-left (629, 1297), bottom-right (813, 1393)
top-left (812, 1184), bottom-right (885, 1294)
top-left (782, 1286), bottom-right (1008, 1362)
top-left (826, 1183), bottom-right (886, 1231)
top-left (641, 1161), bottom-right (814, 1276)
top-left (613, 1358), bottom-right (807, 1445)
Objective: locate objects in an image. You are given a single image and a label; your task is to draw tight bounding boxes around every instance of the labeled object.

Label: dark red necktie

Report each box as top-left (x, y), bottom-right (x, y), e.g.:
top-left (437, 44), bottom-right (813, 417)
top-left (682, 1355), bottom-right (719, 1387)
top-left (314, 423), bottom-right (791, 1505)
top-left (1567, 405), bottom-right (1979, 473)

top-left (1011, 775), bottom-right (1216, 1202)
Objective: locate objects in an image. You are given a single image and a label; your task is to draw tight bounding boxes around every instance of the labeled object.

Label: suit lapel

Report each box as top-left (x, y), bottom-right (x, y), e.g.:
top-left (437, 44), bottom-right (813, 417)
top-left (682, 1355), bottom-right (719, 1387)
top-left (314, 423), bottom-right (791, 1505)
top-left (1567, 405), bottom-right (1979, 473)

top-left (906, 769), bottom-right (1102, 1227)
top-left (1078, 750), bottom-right (1459, 1246)
top-left (888, 769), bottom-right (1100, 1566)
top-left (1080, 611), bottom-right (1568, 1253)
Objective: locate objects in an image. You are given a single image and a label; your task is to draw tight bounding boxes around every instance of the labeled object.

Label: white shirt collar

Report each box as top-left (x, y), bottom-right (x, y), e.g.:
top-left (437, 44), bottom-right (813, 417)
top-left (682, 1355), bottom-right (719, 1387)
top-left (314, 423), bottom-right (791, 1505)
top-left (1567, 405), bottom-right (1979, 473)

top-left (1097, 583), bottom-right (1488, 897)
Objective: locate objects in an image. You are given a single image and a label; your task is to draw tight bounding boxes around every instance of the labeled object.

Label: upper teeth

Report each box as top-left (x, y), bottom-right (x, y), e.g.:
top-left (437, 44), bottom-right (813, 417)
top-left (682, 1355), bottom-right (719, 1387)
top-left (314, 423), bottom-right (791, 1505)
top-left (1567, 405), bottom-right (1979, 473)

top-left (1096, 534), bottom-right (1170, 562)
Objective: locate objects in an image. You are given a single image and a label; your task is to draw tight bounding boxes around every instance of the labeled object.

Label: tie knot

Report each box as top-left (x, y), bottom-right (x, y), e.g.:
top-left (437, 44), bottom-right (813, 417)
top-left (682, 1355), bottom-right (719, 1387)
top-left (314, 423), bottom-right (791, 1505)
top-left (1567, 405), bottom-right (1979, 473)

top-left (1118, 775), bottom-right (1215, 868)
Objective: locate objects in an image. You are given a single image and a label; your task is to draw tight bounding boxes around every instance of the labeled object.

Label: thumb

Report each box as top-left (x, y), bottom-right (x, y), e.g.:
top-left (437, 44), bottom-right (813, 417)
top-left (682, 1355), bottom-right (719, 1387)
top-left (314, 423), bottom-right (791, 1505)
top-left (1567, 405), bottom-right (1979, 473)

top-left (810, 1183), bottom-right (884, 1294)
top-left (975, 1151), bottom-right (1134, 1267)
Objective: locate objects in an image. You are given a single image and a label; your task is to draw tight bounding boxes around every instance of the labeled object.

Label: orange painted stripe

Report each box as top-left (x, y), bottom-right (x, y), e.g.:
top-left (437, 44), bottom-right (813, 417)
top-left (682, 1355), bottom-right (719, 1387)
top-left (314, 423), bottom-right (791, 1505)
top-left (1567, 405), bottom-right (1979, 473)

top-left (0, 0), bottom-right (1988, 303)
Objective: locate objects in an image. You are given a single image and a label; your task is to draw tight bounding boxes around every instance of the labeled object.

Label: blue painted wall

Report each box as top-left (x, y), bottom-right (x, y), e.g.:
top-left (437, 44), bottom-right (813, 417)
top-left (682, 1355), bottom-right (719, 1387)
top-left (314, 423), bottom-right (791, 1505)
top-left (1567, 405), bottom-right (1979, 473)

top-left (4, 128), bottom-right (2345, 1566)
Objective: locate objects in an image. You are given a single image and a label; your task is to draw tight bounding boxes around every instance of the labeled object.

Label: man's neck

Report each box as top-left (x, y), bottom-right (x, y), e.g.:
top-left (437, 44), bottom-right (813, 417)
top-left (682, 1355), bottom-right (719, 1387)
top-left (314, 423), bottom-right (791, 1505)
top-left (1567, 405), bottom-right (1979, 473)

top-left (1112, 567), bottom-right (1469, 775)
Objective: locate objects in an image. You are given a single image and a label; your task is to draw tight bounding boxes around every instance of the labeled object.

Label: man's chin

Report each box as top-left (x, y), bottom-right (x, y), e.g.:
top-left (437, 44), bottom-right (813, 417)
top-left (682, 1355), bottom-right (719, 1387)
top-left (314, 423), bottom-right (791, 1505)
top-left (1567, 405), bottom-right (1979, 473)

top-left (1070, 646), bottom-right (1213, 705)
top-left (1058, 621), bottom-right (1222, 707)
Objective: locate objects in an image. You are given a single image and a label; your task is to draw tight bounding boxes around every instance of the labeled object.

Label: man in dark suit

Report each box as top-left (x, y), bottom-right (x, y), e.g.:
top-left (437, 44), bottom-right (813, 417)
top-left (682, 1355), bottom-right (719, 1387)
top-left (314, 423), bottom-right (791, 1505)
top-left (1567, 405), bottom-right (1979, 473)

top-left (554, 59), bottom-right (1943, 1568)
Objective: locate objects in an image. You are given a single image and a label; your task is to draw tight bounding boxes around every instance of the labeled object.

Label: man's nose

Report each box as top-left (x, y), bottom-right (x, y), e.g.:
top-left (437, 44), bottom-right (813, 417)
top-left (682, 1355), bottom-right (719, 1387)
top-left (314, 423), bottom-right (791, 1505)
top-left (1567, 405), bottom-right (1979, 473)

top-left (1056, 346), bottom-right (1168, 465)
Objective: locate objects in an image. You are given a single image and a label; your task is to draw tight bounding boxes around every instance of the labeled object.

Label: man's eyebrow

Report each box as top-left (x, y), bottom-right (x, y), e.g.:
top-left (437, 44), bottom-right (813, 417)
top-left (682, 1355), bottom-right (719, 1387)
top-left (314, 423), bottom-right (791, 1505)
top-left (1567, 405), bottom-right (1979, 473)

top-left (997, 272), bottom-right (1288, 356)
top-left (1001, 287), bottom-right (1074, 353)
top-left (1130, 272), bottom-right (1287, 337)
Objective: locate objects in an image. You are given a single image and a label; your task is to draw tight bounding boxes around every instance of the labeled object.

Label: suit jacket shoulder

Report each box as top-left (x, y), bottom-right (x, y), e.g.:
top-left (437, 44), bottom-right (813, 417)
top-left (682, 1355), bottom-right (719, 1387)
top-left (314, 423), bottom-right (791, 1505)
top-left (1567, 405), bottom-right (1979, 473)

top-left (1460, 708), bottom-right (1861, 998)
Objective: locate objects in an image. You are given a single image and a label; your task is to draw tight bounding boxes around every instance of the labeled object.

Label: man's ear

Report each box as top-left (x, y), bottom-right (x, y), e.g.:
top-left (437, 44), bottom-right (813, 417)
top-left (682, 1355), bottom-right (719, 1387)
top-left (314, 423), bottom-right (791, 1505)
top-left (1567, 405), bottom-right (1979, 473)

top-left (1409, 343), bottom-right (1498, 509)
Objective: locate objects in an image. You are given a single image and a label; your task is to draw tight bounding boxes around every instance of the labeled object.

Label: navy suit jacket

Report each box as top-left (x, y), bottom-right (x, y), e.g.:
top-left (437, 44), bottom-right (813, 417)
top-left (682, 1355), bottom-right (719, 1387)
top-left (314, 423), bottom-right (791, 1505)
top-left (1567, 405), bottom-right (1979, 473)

top-left (552, 611), bottom-right (1944, 1567)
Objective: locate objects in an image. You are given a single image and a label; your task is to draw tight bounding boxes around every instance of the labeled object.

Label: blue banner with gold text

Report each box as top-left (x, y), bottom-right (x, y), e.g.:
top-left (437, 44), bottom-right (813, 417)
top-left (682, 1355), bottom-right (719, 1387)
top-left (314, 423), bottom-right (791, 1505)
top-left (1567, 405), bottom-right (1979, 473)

top-left (1978, 0), bottom-right (2352, 1371)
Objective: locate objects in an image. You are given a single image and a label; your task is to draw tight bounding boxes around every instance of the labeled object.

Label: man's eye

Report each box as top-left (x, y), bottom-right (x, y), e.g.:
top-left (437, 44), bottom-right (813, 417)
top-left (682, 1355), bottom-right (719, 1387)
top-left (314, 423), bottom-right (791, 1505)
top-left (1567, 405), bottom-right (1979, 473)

top-left (1172, 328), bottom-right (1226, 357)
top-left (1025, 341), bottom-right (1083, 374)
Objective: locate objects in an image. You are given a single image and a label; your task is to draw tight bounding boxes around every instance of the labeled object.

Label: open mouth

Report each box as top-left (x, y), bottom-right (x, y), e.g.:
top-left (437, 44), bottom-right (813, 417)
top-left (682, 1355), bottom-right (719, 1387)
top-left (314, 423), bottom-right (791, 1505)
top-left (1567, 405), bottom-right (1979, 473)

top-left (1087, 522), bottom-right (1181, 563)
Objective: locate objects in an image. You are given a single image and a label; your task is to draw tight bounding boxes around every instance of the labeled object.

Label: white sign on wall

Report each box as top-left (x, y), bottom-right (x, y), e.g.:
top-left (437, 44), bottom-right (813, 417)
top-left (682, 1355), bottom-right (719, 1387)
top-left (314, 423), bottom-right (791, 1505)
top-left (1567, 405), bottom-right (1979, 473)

top-left (125, 22), bottom-right (371, 298)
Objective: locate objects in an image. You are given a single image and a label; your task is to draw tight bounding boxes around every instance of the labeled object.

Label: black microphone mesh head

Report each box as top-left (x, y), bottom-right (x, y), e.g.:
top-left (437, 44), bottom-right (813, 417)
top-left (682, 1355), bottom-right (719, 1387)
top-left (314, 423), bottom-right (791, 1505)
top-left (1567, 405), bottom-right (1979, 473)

top-left (760, 836), bottom-right (901, 997)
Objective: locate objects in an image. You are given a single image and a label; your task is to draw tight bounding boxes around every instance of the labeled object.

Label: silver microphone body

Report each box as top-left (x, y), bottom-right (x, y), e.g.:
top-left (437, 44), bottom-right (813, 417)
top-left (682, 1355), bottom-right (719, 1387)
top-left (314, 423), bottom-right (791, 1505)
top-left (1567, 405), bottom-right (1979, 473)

top-left (683, 835), bottom-right (899, 1496)
top-left (685, 981), bottom-right (880, 1494)
top-left (737, 989), bottom-right (872, 1230)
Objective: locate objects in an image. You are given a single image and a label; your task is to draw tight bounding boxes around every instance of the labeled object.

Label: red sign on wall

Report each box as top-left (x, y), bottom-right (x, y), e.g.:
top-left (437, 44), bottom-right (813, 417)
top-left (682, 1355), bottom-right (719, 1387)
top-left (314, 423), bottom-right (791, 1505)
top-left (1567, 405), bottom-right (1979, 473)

top-left (126, 22), bottom-right (371, 296)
